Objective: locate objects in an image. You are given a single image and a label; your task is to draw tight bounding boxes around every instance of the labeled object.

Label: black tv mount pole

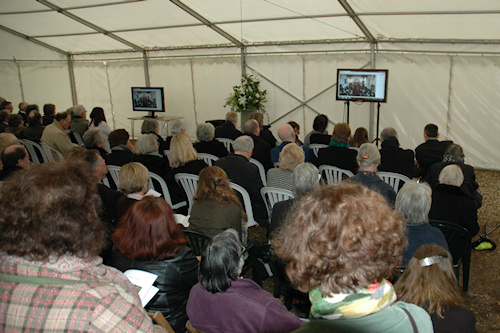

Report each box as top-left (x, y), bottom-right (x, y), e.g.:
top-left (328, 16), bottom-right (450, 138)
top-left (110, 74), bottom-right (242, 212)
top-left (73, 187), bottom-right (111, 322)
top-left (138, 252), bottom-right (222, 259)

top-left (345, 101), bottom-right (350, 124)
top-left (372, 101), bottom-right (381, 148)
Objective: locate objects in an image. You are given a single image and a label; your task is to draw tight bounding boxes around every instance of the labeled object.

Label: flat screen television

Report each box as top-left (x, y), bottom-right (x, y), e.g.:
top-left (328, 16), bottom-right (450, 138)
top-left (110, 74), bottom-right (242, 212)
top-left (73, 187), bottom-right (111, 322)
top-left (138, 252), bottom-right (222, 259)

top-left (336, 69), bottom-right (388, 103)
top-left (131, 87), bottom-right (165, 117)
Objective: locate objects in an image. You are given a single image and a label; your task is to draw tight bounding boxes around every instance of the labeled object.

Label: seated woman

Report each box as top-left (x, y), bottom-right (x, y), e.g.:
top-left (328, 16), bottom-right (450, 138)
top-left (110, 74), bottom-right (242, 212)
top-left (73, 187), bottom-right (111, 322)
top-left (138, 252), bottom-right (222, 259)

top-left (89, 107), bottom-right (111, 153)
top-left (273, 183), bottom-right (433, 332)
top-left (109, 196), bottom-right (199, 333)
top-left (141, 118), bottom-right (169, 154)
top-left (288, 121), bottom-right (303, 146)
top-left (349, 126), bottom-right (369, 148)
top-left (83, 129), bottom-right (108, 158)
top-left (188, 166), bottom-right (244, 240)
top-left (317, 122), bottom-right (358, 173)
top-left (395, 244), bottom-right (477, 333)
top-left (169, 133), bottom-right (208, 175)
top-left (266, 142), bottom-right (304, 191)
top-left (193, 122), bottom-right (228, 158)
top-left (305, 114), bottom-right (329, 146)
top-left (186, 229), bottom-right (302, 333)
top-left (249, 111), bottom-right (277, 148)
top-left (24, 111), bottom-right (45, 142)
top-left (0, 161), bottom-right (163, 332)
top-left (396, 181), bottom-right (449, 265)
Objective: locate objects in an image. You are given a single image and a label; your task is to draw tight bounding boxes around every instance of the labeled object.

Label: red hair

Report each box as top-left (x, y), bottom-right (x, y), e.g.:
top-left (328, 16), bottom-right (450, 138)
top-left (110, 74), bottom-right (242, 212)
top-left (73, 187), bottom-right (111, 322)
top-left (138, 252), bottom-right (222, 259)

top-left (113, 197), bottom-right (188, 261)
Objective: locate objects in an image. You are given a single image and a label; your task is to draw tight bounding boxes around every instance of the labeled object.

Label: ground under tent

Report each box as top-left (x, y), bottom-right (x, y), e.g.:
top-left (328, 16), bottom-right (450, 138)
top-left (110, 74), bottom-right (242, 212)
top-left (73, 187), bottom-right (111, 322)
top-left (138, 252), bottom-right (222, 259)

top-left (1, 1), bottom-right (500, 169)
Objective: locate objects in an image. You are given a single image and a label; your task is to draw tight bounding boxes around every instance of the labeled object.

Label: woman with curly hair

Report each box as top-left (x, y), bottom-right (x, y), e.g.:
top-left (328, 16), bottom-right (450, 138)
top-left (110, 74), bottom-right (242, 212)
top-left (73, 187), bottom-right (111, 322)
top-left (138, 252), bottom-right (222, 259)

top-left (273, 183), bottom-right (433, 332)
top-left (395, 244), bottom-right (477, 333)
top-left (349, 126), bottom-right (369, 148)
top-left (187, 166), bottom-right (245, 241)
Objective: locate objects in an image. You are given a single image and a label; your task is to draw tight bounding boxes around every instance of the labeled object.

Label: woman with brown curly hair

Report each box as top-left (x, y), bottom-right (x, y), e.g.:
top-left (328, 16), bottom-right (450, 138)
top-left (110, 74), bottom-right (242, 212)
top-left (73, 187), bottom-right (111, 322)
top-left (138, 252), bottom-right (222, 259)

top-left (187, 166), bottom-right (244, 241)
top-left (0, 161), bottom-right (163, 332)
top-left (273, 183), bottom-right (433, 332)
top-left (395, 244), bottom-right (477, 333)
top-left (349, 126), bottom-right (369, 148)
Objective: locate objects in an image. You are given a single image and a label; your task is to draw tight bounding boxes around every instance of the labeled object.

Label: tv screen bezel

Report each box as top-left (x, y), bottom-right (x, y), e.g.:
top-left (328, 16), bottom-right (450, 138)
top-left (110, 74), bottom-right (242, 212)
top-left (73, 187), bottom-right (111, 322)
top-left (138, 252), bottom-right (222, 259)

top-left (336, 69), bottom-right (388, 103)
top-left (131, 87), bottom-right (165, 113)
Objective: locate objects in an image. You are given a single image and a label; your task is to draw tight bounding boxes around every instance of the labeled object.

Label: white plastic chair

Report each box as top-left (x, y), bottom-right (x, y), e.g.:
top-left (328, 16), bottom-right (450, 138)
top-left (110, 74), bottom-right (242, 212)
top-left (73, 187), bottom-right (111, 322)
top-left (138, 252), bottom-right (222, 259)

top-left (309, 143), bottom-right (328, 158)
top-left (164, 150), bottom-right (170, 158)
top-left (215, 138), bottom-right (233, 153)
top-left (229, 182), bottom-right (258, 246)
top-left (106, 165), bottom-right (121, 189)
top-left (250, 158), bottom-right (267, 186)
top-left (72, 132), bottom-right (84, 146)
top-left (260, 187), bottom-right (294, 220)
top-left (150, 171), bottom-right (188, 211)
top-left (349, 146), bottom-right (360, 152)
top-left (41, 143), bottom-right (64, 162)
top-left (19, 139), bottom-right (47, 165)
top-left (318, 165), bottom-right (354, 185)
top-left (198, 153), bottom-right (219, 166)
top-left (174, 173), bottom-right (199, 214)
top-left (377, 171), bottom-right (410, 193)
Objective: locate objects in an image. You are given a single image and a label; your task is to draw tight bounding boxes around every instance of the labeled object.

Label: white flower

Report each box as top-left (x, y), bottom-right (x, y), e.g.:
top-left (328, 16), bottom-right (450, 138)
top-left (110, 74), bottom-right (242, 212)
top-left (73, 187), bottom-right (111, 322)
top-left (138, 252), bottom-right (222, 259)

top-left (238, 96), bottom-right (247, 105)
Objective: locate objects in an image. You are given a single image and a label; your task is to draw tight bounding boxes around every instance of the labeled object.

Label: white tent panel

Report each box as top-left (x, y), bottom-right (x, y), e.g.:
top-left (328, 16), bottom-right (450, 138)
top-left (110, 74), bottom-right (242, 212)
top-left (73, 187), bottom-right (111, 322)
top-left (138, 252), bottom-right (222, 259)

top-left (0, 30), bottom-right (67, 61)
top-left (351, 0), bottom-right (500, 13)
top-left (0, 62), bottom-right (22, 105)
top-left (37, 34), bottom-right (131, 53)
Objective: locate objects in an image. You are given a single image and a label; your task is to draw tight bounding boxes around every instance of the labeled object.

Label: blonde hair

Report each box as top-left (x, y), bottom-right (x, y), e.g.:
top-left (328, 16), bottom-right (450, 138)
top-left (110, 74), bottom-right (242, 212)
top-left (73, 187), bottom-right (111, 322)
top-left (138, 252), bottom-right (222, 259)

top-left (169, 133), bottom-right (198, 168)
top-left (279, 143), bottom-right (304, 171)
top-left (118, 162), bottom-right (149, 194)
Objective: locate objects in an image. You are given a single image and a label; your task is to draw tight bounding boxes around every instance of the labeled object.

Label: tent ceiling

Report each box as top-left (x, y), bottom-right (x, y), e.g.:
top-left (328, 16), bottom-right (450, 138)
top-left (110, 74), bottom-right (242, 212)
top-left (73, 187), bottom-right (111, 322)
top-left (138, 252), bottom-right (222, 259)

top-left (1, 0), bottom-right (500, 56)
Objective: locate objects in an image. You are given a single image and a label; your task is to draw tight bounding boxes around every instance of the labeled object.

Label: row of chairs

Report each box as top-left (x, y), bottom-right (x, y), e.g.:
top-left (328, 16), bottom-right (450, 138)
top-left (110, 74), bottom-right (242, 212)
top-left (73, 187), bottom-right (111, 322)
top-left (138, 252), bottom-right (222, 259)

top-left (19, 139), bottom-right (64, 164)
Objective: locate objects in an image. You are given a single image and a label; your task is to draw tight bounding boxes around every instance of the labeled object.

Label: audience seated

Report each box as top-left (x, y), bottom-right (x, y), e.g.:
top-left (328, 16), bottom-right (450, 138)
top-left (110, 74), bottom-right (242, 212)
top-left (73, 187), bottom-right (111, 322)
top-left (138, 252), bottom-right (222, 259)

top-left (269, 162), bottom-right (319, 236)
top-left (42, 103), bottom-right (56, 126)
top-left (109, 197), bottom-right (198, 333)
top-left (304, 114), bottom-right (329, 146)
top-left (348, 143), bottom-right (396, 206)
top-left (395, 181), bottom-right (449, 265)
top-left (271, 124), bottom-right (316, 164)
top-left (0, 100), bottom-right (13, 114)
top-left (169, 133), bottom-right (208, 176)
top-left (244, 119), bottom-right (272, 170)
top-left (0, 133), bottom-right (19, 170)
top-left (0, 110), bottom-right (10, 133)
top-left (193, 122), bottom-right (228, 158)
top-left (0, 144), bottom-right (30, 181)
top-left (83, 129), bottom-right (108, 158)
top-left (288, 121), bottom-right (303, 145)
top-left (0, 160), bottom-right (163, 332)
top-left (215, 111), bottom-right (242, 140)
top-left (18, 102), bottom-right (29, 124)
top-left (142, 118), bottom-right (170, 153)
top-left (249, 111), bottom-right (277, 148)
top-left (415, 123), bottom-right (453, 179)
top-left (317, 122), bottom-right (357, 173)
top-left (378, 127), bottom-right (416, 178)
top-left (70, 104), bottom-right (89, 136)
top-left (89, 107), bottom-right (111, 153)
top-left (395, 244), bottom-right (477, 333)
top-left (23, 111), bottom-right (45, 142)
top-left (188, 166), bottom-right (244, 240)
top-left (266, 142), bottom-right (304, 191)
top-left (41, 111), bottom-right (78, 156)
top-left (5, 114), bottom-right (26, 139)
top-left (187, 229), bottom-right (302, 333)
top-left (105, 129), bottom-right (139, 166)
top-left (273, 183), bottom-right (432, 332)
top-left (215, 136), bottom-right (269, 228)
top-left (349, 127), bottom-right (369, 148)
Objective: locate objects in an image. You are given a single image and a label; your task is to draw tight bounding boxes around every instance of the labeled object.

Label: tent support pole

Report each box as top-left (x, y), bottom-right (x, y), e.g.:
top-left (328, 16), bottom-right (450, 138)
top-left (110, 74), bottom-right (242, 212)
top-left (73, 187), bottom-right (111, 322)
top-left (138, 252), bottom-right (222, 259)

top-left (445, 56), bottom-right (454, 140)
top-left (68, 54), bottom-right (78, 105)
top-left (143, 50), bottom-right (151, 87)
top-left (241, 46), bottom-right (247, 76)
top-left (369, 42), bottom-right (376, 143)
top-left (14, 58), bottom-right (25, 103)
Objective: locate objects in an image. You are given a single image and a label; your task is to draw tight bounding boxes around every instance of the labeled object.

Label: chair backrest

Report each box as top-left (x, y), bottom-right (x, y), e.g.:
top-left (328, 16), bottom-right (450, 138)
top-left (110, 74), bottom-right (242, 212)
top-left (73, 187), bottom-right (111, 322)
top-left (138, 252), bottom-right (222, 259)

top-left (318, 165), bottom-right (354, 185)
top-left (250, 158), bottom-right (267, 186)
top-left (41, 143), bottom-right (64, 162)
top-left (19, 139), bottom-right (47, 165)
top-left (377, 171), bottom-right (410, 193)
top-left (174, 173), bottom-right (199, 214)
top-left (72, 132), bottom-right (84, 146)
top-left (309, 143), bottom-right (328, 158)
top-left (260, 187), bottom-right (294, 220)
top-left (149, 171), bottom-right (188, 210)
top-left (183, 230), bottom-right (211, 257)
top-left (349, 146), bottom-right (360, 152)
top-left (215, 138), bottom-right (233, 153)
top-left (229, 182), bottom-right (257, 228)
top-left (164, 150), bottom-right (170, 158)
top-left (198, 153), bottom-right (219, 166)
top-left (107, 165), bottom-right (121, 188)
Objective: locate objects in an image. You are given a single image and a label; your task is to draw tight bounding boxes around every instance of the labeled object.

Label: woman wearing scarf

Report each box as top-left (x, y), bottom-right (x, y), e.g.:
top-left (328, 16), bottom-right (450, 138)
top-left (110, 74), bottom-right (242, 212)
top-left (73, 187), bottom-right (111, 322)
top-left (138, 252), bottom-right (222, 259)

top-left (317, 122), bottom-right (358, 174)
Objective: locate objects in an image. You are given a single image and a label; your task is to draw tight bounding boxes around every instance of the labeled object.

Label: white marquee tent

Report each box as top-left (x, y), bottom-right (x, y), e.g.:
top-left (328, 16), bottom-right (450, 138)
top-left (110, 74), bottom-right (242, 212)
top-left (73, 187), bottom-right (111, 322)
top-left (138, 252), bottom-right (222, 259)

top-left (2, 0), bottom-right (500, 169)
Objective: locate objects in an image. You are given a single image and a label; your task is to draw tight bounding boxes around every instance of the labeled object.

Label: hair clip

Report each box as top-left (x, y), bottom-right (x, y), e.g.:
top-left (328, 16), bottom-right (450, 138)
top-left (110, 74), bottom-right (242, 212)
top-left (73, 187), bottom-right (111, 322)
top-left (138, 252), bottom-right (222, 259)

top-left (419, 255), bottom-right (443, 267)
top-left (361, 153), bottom-right (370, 159)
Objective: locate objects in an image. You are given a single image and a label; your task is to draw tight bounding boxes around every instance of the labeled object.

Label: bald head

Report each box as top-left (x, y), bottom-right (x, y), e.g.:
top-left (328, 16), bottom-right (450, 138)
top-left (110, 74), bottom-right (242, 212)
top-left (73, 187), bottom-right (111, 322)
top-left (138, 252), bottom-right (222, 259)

top-left (244, 119), bottom-right (260, 136)
top-left (278, 123), bottom-right (295, 142)
top-left (1, 144), bottom-right (29, 169)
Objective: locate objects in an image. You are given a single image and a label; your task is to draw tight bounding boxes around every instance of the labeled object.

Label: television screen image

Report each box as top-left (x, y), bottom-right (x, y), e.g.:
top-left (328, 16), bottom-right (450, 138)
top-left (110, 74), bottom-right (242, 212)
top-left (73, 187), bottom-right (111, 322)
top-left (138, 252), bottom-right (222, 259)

top-left (131, 87), bottom-right (165, 113)
top-left (336, 69), bottom-right (388, 103)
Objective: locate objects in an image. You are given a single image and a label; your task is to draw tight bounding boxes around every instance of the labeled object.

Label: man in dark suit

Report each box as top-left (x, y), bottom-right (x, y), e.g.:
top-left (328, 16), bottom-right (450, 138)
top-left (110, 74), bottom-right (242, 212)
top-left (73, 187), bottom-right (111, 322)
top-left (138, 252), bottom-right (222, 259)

top-left (0, 110), bottom-right (10, 133)
top-left (214, 135), bottom-right (268, 228)
top-left (378, 127), bottom-right (416, 178)
top-left (215, 111), bottom-right (242, 140)
top-left (243, 119), bottom-right (272, 171)
top-left (415, 123), bottom-right (453, 179)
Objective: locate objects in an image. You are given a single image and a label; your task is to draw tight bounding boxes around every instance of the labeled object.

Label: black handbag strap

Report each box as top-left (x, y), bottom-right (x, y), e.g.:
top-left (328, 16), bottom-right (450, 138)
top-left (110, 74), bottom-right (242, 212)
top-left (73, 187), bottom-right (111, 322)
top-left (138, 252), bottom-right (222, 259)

top-left (402, 307), bottom-right (419, 333)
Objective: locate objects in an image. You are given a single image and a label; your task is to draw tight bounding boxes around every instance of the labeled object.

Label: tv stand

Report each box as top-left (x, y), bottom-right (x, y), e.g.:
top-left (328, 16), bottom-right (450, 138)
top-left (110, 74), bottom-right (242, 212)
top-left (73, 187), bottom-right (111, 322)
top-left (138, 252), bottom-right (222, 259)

top-left (145, 111), bottom-right (157, 118)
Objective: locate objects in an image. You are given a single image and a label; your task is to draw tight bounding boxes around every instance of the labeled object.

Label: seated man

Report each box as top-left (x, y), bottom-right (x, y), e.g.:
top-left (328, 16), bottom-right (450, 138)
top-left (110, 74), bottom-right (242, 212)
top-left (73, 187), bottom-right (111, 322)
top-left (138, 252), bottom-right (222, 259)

top-left (0, 160), bottom-right (164, 332)
top-left (215, 111), bottom-right (242, 140)
top-left (0, 144), bottom-right (30, 181)
top-left (244, 119), bottom-right (272, 171)
top-left (70, 104), bottom-right (89, 136)
top-left (415, 123), bottom-right (453, 180)
top-left (378, 127), bottom-right (416, 178)
top-left (41, 111), bottom-right (78, 156)
top-left (271, 123), bottom-right (316, 165)
top-left (215, 135), bottom-right (268, 228)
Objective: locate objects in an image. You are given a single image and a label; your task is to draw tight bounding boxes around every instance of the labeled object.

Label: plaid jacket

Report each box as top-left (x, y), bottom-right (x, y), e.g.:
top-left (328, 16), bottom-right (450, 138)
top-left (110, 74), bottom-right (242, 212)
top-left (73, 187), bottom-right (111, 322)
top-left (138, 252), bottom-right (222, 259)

top-left (0, 253), bottom-right (165, 332)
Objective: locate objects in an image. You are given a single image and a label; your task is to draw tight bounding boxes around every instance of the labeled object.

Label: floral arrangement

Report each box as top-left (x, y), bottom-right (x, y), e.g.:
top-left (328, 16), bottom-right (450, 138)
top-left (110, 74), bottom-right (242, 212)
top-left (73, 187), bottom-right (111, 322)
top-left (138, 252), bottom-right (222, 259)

top-left (224, 73), bottom-right (267, 113)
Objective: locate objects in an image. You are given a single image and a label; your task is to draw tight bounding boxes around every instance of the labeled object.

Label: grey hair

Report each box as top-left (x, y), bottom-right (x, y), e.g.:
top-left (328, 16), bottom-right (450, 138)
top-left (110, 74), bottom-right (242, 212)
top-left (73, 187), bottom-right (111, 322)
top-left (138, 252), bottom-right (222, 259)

top-left (141, 118), bottom-right (159, 134)
top-left (232, 135), bottom-right (254, 152)
top-left (395, 181), bottom-right (432, 225)
top-left (135, 134), bottom-right (159, 154)
top-left (442, 144), bottom-right (465, 164)
top-left (244, 119), bottom-right (259, 135)
top-left (82, 129), bottom-right (104, 148)
top-left (72, 105), bottom-right (86, 116)
top-left (170, 119), bottom-right (186, 135)
top-left (380, 127), bottom-right (398, 141)
top-left (196, 123), bottom-right (215, 142)
top-left (292, 162), bottom-right (319, 196)
top-left (439, 164), bottom-right (464, 187)
top-left (225, 111), bottom-right (238, 122)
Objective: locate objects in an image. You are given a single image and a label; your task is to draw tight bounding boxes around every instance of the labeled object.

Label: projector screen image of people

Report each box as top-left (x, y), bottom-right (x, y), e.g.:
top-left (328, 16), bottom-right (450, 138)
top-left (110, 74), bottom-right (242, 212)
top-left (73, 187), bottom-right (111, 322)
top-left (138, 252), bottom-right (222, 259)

top-left (336, 69), bottom-right (388, 103)
top-left (131, 87), bottom-right (165, 112)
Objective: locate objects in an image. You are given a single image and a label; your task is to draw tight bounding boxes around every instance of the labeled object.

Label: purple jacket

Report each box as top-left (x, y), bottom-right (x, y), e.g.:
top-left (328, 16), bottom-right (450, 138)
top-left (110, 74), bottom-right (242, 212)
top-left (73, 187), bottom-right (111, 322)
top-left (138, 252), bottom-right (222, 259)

top-left (187, 278), bottom-right (302, 333)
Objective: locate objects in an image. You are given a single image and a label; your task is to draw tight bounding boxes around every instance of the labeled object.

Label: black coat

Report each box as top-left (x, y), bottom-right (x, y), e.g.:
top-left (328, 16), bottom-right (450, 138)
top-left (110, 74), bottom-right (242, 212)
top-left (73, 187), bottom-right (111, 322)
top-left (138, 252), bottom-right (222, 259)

top-left (246, 132), bottom-right (272, 171)
top-left (104, 146), bottom-right (140, 167)
top-left (309, 133), bottom-right (331, 145)
top-left (415, 139), bottom-right (453, 179)
top-left (172, 159), bottom-right (208, 176)
top-left (317, 146), bottom-right (358, 174)
top-left (379, 137), bottom-right (416, 178)
top-left (215, 121), bottom-right (242, 140)
top-left (193, 140), bottom-right (228, 158)
top-left (260, 127), bottom-right (277, 148)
